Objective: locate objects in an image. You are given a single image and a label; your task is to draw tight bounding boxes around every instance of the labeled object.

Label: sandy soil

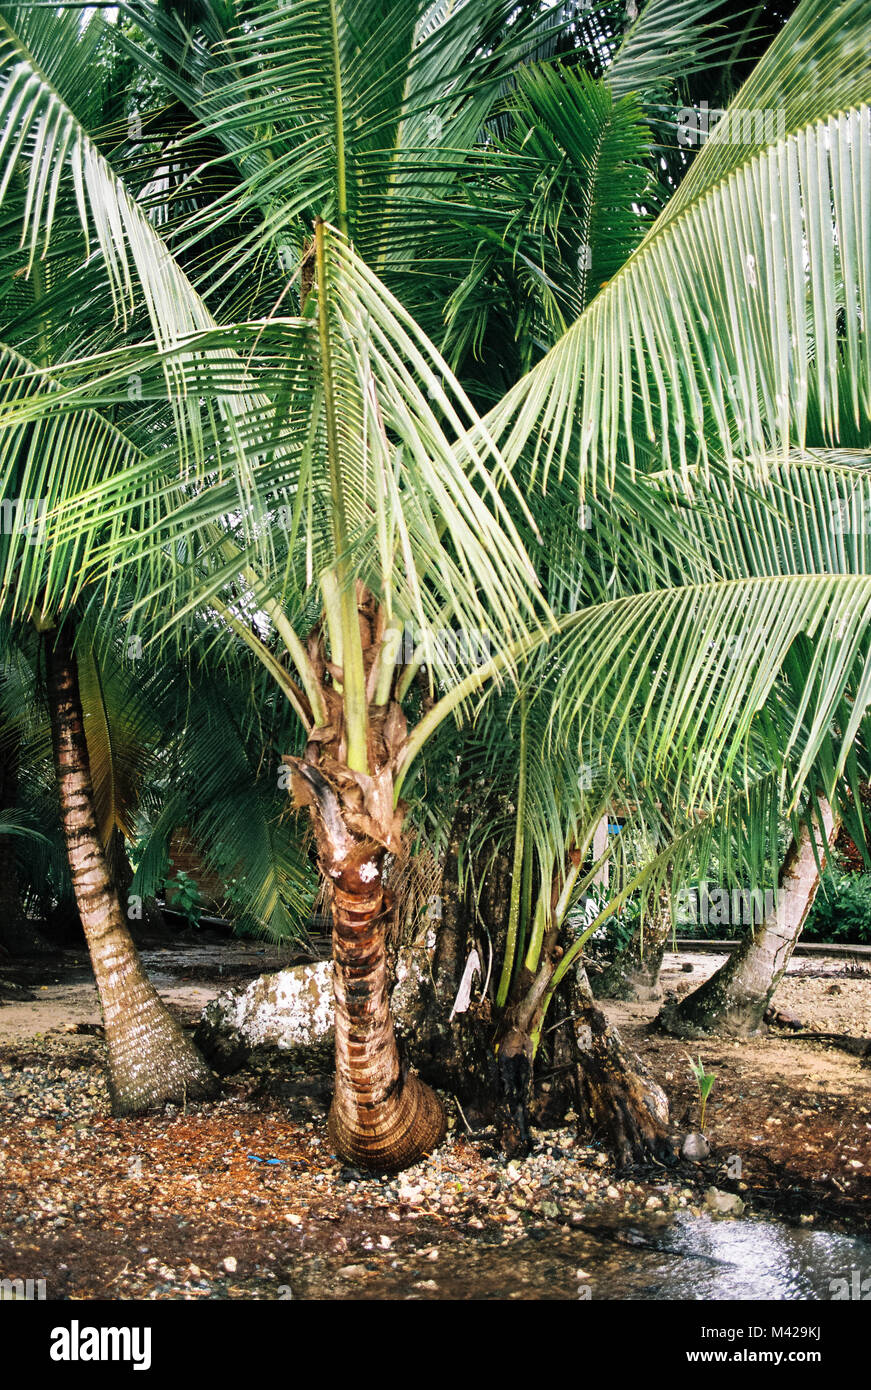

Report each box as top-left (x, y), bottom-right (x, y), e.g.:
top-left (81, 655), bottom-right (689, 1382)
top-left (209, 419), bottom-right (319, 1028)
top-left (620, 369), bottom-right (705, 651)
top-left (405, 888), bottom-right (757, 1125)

top-left (0, 940), bottom-right (302, 1043)
top-left (610, 951), bottom-right (871, 1228)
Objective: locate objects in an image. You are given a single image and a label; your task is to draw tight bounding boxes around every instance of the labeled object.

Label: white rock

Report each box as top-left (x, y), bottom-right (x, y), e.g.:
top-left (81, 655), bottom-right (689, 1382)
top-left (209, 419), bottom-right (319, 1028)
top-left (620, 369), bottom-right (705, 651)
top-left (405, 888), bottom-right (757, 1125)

top-left (198, 946), bottom-right (432, 1058)
top-left (704, 1186), bottom-right (745, 1217)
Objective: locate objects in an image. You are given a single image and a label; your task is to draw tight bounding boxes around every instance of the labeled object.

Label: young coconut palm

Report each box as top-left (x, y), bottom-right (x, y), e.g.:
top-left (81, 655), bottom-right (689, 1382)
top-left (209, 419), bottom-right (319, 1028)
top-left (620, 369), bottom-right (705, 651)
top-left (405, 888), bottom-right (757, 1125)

top-left (4, 0), bottom-right (871, 1170)
top-left (466, 0), bottom-right (871, 1039)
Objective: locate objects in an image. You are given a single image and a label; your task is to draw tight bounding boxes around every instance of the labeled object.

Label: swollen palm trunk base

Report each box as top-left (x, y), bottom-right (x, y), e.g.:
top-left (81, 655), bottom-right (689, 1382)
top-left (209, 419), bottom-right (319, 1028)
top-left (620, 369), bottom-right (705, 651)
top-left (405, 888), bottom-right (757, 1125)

top-left (46, 625), bottom-right (219, 1115)
top-left (327, 879), bottom-right (446, 1172)
top-left (96, 939), bottom-right (221, 1116)
top-left (556, 967), bottom-right (673, 1167)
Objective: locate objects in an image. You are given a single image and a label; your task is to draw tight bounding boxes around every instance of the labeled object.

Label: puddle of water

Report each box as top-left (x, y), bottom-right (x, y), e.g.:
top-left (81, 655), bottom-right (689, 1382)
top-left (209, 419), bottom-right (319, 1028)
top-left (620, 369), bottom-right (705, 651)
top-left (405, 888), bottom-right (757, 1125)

top-left (621, 1213), bottom-right (871, 1299)
top-left (517, 1214), bottom-right (871, 1301)
top-left (351, 1214), bottom-right (871, 1301)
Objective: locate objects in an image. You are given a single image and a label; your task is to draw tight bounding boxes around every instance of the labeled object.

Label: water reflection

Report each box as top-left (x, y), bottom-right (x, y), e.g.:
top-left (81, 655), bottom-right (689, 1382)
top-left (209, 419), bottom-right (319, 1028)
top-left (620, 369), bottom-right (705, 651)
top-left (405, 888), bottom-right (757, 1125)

top-left (590, 1214), bottom-right (871, 1300)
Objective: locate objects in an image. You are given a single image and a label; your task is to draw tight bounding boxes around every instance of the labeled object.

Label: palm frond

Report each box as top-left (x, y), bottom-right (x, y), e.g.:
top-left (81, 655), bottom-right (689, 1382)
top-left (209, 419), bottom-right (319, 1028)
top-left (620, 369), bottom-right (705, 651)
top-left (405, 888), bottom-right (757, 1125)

top-left (484, 0), bottom-right (871, 489)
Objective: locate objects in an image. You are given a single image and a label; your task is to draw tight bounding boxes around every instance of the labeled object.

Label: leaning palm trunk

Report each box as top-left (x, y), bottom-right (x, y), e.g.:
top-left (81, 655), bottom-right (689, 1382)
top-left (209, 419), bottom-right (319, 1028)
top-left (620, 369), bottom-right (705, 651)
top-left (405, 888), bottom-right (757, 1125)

top-left (662, 799), bottom-right (838, 1037)
top-left (45, 623), bottom-right (218, 1114)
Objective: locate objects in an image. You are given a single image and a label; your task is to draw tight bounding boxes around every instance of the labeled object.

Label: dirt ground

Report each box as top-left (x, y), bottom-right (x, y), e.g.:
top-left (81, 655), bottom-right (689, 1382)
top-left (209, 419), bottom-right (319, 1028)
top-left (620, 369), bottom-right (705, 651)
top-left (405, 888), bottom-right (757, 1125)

top-left (614, 951), bottom-right (871, 1230)
top-left (0, 937), bottom-right (869, 1299)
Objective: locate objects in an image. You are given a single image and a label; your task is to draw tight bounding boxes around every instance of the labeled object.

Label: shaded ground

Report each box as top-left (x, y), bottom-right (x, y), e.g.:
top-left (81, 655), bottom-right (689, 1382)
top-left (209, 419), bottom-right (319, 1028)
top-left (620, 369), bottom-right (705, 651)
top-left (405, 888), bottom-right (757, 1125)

top-left (0, 938), bottom-right (869, 1299)
top-left (612, 951), bottom-right (871, 1232)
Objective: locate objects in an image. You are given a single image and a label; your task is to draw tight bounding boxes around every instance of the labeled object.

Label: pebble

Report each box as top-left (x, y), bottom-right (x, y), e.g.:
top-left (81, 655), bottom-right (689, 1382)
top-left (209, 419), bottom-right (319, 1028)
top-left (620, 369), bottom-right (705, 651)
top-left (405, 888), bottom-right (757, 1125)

top-left (704, 1186), bottom-right (745, 1217)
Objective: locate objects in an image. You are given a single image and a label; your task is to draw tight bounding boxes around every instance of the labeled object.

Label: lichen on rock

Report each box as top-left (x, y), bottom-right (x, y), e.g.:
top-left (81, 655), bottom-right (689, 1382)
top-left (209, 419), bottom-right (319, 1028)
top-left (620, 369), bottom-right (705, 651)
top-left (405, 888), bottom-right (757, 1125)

top-left (195, 949), bottom-right (432, 1074)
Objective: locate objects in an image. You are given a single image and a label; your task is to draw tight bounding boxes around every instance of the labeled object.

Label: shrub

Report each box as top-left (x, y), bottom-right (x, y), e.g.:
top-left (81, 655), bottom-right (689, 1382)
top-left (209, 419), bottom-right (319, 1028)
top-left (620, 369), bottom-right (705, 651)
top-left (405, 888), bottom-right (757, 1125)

top-left (804, 864), bottom-right (871, 945)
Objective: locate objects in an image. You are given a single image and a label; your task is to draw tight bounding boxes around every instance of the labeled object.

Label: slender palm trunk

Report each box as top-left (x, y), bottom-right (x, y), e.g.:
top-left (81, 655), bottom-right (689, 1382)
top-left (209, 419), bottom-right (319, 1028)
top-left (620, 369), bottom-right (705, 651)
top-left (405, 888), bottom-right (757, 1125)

top-left (662, 799), bottom-right (838, 1037)
top-left (45, 622), bottom-right (218, 1114)
top-left (294, 762), bottom-right (445, 1172)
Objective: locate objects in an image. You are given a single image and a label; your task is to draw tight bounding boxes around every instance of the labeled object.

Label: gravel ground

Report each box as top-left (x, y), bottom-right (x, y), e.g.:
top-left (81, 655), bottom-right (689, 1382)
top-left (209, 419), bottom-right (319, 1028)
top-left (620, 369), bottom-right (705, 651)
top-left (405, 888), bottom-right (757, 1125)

top-left (0, 943), bottom-right (869, 1299)
top-left (0, 1032), bottom-right (758, 1299)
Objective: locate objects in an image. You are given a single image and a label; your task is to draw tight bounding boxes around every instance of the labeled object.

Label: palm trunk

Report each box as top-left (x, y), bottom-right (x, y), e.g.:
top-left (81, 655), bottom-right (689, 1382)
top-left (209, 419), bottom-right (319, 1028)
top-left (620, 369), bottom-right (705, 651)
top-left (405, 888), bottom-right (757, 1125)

top-left (46, 622), bottom-right (218, 1114)
top-left (328, 866), bottom-right (446, 1171)
top-left (496, 962), bottom-right (673, 1165)
top-left (415, 796), bottom-right (501, 1126)
top-left (594, 891), bottom-right (672, 1001)
top-left (498, 911), bottom-right (674, 1163)
top-left (661, 799), bottom-right (838, 1037)
top-left (294, 762), bottom-right (445, 1172)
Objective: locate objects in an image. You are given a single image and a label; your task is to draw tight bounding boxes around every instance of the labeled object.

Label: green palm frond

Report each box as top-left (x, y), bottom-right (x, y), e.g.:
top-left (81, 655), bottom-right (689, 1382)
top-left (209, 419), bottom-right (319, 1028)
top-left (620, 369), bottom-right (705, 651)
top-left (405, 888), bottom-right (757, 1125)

top-left (658, 0), bottom-right (871, 225)
top-left (131, 670), bottom-right (317, 940)
top-left (0, 225), bottom-right (552, 703)
top-left (548, 572), bottom-right (871, 811)
top-left (440, 62), bottom-right (655, 373)
top-left (484, 0), bottom-right (871, 490)
top-left (606, 0), bottom-right (739, 100)
top-left (73, 617), bottom-right (162, 845)
top-left (0, 8), bottom-right (210, 340)
top-left (119, 0), bottom-right (573, 282)
top-left (0, 807), bottom-right (50, 844)
top-left (0, 3), bottom-right (290, 501)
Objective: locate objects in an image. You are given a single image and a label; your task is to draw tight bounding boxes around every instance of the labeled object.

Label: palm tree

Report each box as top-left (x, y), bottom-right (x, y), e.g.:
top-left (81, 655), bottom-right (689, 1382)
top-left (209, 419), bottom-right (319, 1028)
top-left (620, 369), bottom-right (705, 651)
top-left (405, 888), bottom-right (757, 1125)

top-left (399, 0), bottom-right (871, 1137)
top-left (460, 0), bottom-right (871, 1046)
top-left (0, 0), bottom-right (563, 1164)
top-left (663, 797), bottom-right (839, 1035)
top-left (42, 616), bottom-right (220, 1112)
top-left (1, 0), bottom-right (871, 1171)
top-left (0, 602), bottom-right (318, 1099)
